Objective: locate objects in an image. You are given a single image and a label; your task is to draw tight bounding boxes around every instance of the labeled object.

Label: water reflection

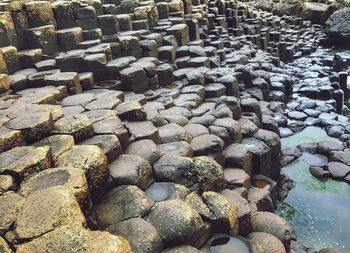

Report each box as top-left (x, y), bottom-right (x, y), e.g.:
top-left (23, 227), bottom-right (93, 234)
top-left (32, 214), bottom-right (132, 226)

top-left (278, 127), bottom-right (350, 250)
top-left (208, 234), bottom-right (251, 253)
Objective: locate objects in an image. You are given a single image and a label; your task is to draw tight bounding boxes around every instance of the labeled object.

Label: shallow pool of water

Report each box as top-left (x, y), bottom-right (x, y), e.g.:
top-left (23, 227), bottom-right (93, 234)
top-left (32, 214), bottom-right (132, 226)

top-left (281, 126), bottom-right (336, 150)
top-left (278, 127), bottom-right (350, 251)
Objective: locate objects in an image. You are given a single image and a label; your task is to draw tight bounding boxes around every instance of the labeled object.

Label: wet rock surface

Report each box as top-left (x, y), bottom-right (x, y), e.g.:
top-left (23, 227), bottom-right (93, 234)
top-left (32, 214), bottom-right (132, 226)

top-left (0, 0), bottom-right (349, 252)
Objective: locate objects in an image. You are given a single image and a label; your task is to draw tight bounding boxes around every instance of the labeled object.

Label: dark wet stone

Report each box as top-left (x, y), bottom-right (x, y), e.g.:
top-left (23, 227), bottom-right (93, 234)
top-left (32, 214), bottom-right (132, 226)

top-left (304, 108), bottom-right (321, 117)
top-left (248, 187), bottom-right (273, 213)
top-left (304, 117), bottom-right (322, 126)
top-left (184, 123), bottom-right (209, 138)
top-left (82, 109), bottom-right (117, 124)
top-left (241, 98), bottom-right (262, 123)
top-left (61, 93), bottom-right (95, 107)
top-left (297, 142), bottom-right (318, 153)
top-left (283, 147), bottom-right (302, 158)
top-left (153, 155), bottom-right (194, 186)
top-left (125, 139), bottom-right (160, 165)
top-left (53, 115), bottom-right (94, 142)
top-left (92, 118), bottom-right (129, 149)
top-left (79, 134), bottom-right (122, 163)
top-left (318, 140), bottom-right (344, 155)
top-left (309, 166), bottom-right (330, 180)
top-left (327, 162), bottom-right (350, 178)
top-left (159, 141), bottom-right (193, 157)
top-left (106, 218), bottom-right (164, 253)
top-left (279, 127), bottom-right (293, 138)
top-left (115, 101), bottom-right (147, 121)
top-left (191, 134), bottom-right (224, 160)
top-left (45, 72), bottom-right (82, 95)
top-left (241, 138), bottom-right (272, 179)
top-left (239, 118), bottom-right (259, 138)
top-left (325, 8), bottom-right (350, 46)
top-left (158, 123), bottom-right (191, 144)
top-left (331, 149), bottom-right (350, 166)
top-left (110, 154), bottom-right (152, 190)
top-left (95, 185), bottom-right (154, 227)
top-left (224, 168), bottom-right (251, 190)
top-left (269, 102), bottom-right (286, 114)
top-left (301, 153), bottom-right (328, 167)
top-left (287, 111), bottom-right (308, 120)
top-left (210, 117), bottom-right (242, 144)
top-left (125, 121), bottom-right (160, 144)
top-left (224, 143), bottom-right (253, 176)
top-left (328, 125), bottom-right (345, 138)
top-left (281, 155), bottom-right (297, 166)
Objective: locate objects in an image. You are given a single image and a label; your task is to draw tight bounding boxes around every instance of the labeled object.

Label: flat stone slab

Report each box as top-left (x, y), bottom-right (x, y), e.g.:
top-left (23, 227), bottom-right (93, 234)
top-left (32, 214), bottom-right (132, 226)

top-left (19, 167), bottom-right (88, 208)
top-left (106, 218), bottom-right (163, 253)
top-left (145, 182), bottom-right (190, 203)
top-left (301, 153), bottom-right (328, 167)
top-left (16, 225), bottom-right (131, 253)
top-left (32, 134), bottom-right (74, 162)
top-left (109, 155), bottom-right (152, 190)
top-left (115, 101), bottom-right (147, 121)
top-left (159, 141), bottom-right (193, 157)
top-left (92, 118), bottom-right (130, 149)
top-left (95, 185), bottom-right (154, 227)
top-left (0, 126), bottom-right (24, 152)
top-left (0, 146), bottom-right (52, 180)
top-left (5, 111), bottom-right (54, 143)
top-left (79, 134), bottom-right (122, 163)
top-left (125, 139), bottom-right (161, 165)
top-left (61, 93), bottom-right (95, 107)
top-left (56, 145), bottom-right (108, 195)
top-left (0, 193), bottom-right (24, 234)
top-left (125, 121), bottom-right (160, 144)
top-left (14, 186), bottom-right (85, 240)
top-left (53, 115), bottom-right (94, 142)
